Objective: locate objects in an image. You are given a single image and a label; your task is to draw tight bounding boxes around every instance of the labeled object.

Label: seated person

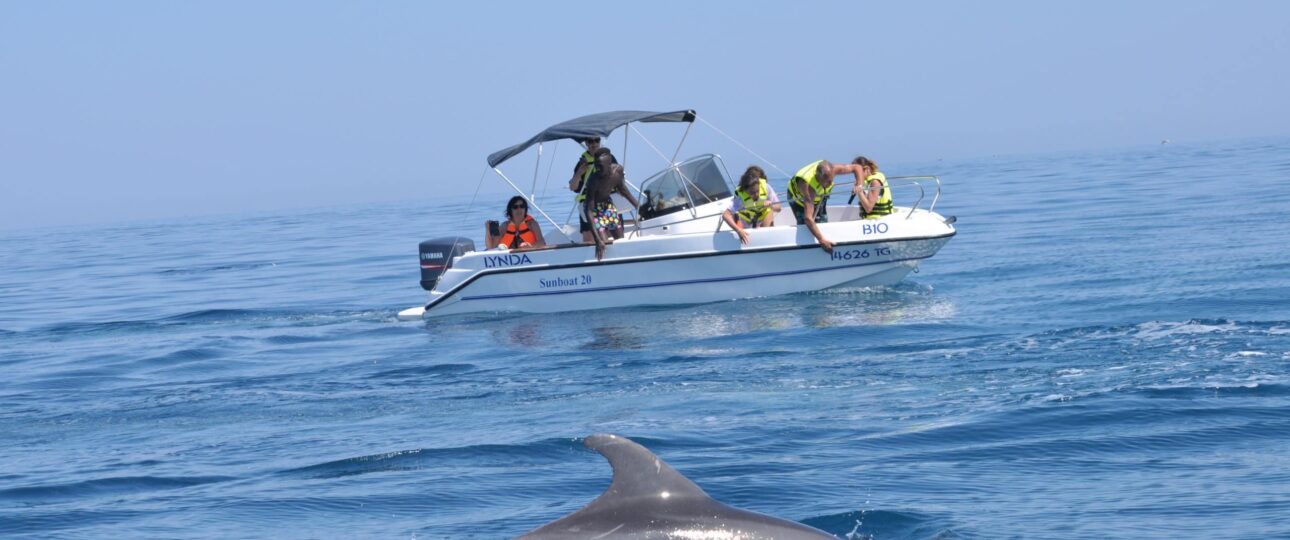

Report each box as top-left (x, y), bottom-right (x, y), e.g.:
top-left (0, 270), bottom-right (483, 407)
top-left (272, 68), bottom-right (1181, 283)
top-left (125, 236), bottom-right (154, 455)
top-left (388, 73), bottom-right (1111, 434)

top-left (721, 165), bottom-right (782, 245)
top-left (664, 189), bottom-right (690, 209)
top-left (485, 195), bottom-right (546, 250)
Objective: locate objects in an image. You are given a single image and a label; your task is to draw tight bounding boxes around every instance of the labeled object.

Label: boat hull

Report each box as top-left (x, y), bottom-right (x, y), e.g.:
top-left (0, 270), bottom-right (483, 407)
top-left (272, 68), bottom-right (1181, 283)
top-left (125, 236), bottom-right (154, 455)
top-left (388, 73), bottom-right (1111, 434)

top-left (403, 208), bottom-right (955, 318)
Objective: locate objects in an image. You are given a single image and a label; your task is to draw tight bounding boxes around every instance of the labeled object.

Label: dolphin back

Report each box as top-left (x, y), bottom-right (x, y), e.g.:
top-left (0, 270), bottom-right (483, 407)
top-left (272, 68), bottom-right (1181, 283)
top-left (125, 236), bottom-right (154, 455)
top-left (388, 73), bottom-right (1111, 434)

top-left (517, 434), bottom-right (837, 539)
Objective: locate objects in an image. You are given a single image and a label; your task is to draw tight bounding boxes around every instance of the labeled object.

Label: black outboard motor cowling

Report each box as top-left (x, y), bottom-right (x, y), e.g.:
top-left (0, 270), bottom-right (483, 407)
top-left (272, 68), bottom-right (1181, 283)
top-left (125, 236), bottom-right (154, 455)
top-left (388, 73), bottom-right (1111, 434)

top-left (418, 236), bottom-right (474, 290)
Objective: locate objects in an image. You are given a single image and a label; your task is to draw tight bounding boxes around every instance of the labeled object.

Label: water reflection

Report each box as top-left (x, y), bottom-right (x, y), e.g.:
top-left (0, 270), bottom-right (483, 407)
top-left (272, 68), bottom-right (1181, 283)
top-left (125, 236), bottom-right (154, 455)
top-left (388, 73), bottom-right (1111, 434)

top-left (444, 282), bottom-right (958, 350)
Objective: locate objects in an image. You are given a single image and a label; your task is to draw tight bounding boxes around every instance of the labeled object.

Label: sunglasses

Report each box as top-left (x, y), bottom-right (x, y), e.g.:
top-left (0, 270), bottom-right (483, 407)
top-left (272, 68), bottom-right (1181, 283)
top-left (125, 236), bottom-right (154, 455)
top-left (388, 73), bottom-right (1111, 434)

top-left (510, 204), bottom-right (527, 210)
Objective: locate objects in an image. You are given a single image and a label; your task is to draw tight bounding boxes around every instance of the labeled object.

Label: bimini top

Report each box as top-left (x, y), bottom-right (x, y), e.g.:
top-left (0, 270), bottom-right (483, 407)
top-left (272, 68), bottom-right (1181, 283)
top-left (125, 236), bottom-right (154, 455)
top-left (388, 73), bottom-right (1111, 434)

top-left (486, 109), bottom-right (696, 167)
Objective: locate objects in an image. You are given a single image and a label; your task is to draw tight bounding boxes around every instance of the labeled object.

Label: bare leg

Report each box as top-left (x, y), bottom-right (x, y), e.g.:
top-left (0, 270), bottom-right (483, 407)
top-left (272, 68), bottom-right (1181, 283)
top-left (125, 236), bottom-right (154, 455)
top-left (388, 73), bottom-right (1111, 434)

top-left (582, 204), bottom-right (608, 260)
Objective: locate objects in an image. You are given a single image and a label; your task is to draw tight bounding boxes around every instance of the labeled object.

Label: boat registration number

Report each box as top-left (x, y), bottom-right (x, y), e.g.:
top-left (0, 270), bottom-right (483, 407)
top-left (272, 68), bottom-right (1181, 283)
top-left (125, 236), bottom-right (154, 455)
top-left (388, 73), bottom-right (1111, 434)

top-left (831, 246), bottom-right (892, 261)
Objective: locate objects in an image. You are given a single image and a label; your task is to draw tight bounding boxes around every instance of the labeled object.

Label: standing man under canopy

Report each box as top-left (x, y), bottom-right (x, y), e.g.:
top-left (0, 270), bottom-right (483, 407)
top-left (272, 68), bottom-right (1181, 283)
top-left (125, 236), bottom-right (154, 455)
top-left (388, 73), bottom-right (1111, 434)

top-left (569, 137), bottom-right (613, 243)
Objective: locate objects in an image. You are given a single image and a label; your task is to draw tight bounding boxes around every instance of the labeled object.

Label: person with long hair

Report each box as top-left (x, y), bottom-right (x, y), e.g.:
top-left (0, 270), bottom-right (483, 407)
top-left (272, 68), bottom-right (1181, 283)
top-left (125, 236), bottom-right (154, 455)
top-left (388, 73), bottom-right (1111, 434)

top-left (485, 195), bottom-right (546, 250)
top-left (721, 165), bottom-right (782, 245)
top-left (851, 156), bottom-right (893, 219)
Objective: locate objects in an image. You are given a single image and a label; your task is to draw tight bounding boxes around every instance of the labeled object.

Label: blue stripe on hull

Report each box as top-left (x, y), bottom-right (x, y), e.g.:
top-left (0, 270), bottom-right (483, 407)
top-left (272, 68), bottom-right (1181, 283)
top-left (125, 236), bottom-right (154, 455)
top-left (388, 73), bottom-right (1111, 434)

top-left (459, 255), bottom-right (929, 302)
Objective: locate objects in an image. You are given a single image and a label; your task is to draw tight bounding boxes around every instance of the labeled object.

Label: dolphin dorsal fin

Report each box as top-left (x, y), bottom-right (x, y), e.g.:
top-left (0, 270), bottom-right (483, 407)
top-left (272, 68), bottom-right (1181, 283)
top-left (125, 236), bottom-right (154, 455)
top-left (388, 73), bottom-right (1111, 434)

top-left (518, 434), bottom-right (840, 539)
top-left (584, 433), bottom-right (709, 503)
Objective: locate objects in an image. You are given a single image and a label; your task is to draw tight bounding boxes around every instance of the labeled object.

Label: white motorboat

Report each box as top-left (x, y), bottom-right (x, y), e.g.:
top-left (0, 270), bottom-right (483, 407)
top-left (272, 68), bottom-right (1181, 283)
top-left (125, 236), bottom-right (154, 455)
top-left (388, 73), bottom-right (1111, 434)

top-left (399, 110), bottom-right (955, 319)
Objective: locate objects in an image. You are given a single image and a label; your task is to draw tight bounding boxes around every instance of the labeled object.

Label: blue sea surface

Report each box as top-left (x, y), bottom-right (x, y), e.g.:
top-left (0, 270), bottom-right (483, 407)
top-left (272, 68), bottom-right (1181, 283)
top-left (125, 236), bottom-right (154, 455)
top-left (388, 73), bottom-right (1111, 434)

top-left (2, 136), bottom-right (1289, 539)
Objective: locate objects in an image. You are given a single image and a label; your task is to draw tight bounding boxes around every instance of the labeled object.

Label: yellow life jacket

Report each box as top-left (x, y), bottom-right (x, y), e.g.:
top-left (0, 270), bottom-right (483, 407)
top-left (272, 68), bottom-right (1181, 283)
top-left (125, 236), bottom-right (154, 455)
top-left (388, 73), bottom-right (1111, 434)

top-left (861, 172), bottom-right (893, 219)
top-left (735, 178), bottom-right (773, 226)
top-left (575, 151), bottom-right (594, 202)
top-left (787, 160), bottom-right (834, 207)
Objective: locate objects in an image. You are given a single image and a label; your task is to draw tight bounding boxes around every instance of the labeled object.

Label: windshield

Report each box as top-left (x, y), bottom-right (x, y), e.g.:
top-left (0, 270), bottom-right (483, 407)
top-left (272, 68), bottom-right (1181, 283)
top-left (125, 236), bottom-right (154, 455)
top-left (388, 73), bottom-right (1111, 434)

top-left (638, 155), bottom-right (733, 220)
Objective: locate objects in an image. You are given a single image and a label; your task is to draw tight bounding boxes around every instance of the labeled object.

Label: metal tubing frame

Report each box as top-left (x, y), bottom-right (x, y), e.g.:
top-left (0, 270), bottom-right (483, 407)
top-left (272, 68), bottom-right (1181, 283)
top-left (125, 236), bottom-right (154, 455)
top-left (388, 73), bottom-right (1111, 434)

top-left (493, 167), bottom-right (577, 244)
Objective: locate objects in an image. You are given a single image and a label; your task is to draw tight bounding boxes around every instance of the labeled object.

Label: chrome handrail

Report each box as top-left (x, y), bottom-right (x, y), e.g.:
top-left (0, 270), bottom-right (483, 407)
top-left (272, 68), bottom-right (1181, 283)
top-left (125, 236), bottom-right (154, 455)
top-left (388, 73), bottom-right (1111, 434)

top-left (866, 175), bottom-right (941, 219)
top-left (841, 176), bottom-right (944, 220)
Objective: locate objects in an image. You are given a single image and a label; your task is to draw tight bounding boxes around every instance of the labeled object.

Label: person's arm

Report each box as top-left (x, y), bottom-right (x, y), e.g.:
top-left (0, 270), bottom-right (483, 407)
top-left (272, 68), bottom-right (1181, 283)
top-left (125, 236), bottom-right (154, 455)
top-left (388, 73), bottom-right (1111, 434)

top-left (569, 165), bottom-right (586, 193)
top-left (722, 209), bottom-right (750, 245)
top-left (795, 180), bottom-right (832, 252)
top-left (827, 163), bottom-right (859, 200)
top-left (802, 200), bottom-right (833, 253)
top-left (832, 162), bottom-right (864, 181)
top-left (484, 220), bottom-right (499, 249)
top-left (855, 177), bottom-right (880, 214)
top-left (527, 219), bottom-right (546, 248)
top-left (614, 180), bottom-right (639, 209)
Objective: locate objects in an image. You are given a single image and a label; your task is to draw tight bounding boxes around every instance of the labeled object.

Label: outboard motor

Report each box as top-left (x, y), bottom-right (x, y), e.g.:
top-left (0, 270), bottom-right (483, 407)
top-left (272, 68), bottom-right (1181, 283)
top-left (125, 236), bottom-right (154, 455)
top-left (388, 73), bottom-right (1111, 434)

top-left (418, 236), bottom-right (474, 290)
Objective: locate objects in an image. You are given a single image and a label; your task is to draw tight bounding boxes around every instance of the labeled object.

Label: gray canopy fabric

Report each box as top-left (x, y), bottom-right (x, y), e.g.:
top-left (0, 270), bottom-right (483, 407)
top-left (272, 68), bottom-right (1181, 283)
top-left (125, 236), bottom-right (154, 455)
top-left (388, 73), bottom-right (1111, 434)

top-left (486, 110), bottom-right (697, 167)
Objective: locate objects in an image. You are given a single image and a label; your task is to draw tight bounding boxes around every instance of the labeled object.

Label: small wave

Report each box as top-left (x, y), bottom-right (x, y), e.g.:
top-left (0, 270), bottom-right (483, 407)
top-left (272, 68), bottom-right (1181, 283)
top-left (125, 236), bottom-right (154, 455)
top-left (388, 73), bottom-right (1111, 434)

top-left (0, 508), bottom-right (147, 536)
top-left (279, 437), bottom-right (584, 480)
top-left (138, 347), bottom-right (224, 366)
top-left (261, 334), bottom-right (330, 345)
top-left (30, 309), bottom-right (275, 335)
top-left (804, 509), bottom-right (960, 540)
top-left (37, 319), bottom-right (162, 336)
top-left (1137, 382), bottom-right (1290, 399)
top-left (0, 475), bottom-right (234, 504)
top-left (366, 363), bottom-right (478, 380)
top-left (1133, 319), bottom-right (1242, 340)
top-left (156, 261), bottom-right (278, 275)
top-left (441, 391), bottom-right (499, 400)
top-left (161, 308), bottom-right (284, 323)
top-left (1033, 318), bottom-right (1290, 341)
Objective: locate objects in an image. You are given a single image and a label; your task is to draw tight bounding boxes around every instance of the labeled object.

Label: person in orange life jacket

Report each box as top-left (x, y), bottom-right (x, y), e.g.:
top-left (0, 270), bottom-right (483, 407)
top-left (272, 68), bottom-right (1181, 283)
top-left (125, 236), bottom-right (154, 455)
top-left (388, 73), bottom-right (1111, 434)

top-left (721, 165), bottom-right (782, 245)
top-left (485, 195), bottom-right (546, 250)
top-left (569, 136), bottom-right (615, 243)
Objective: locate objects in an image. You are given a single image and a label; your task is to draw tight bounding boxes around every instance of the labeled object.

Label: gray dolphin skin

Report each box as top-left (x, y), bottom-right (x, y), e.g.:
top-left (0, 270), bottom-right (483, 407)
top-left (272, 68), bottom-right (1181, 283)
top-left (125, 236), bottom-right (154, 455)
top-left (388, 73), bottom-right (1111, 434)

top-left (517, 434), bottom-right (837, 539)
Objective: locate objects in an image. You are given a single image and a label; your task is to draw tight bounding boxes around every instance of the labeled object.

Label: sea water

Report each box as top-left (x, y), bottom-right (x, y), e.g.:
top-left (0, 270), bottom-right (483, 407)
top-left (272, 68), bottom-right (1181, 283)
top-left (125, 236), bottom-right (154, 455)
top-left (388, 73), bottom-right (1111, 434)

top-left (2, 136), bottom-right (1289, 539)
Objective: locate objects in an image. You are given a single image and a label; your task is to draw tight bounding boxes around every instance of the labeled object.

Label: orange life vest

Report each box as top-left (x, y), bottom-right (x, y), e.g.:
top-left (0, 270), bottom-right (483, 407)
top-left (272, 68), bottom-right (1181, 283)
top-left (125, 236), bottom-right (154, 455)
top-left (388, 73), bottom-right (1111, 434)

top-left (499, 215), bottom-right (537, 248)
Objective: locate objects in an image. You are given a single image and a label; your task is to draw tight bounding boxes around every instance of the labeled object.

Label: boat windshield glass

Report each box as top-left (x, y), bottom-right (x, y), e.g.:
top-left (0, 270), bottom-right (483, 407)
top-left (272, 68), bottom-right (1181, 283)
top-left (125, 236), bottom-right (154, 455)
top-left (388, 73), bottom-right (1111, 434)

top-left (638, 155), bottom-right (733, 220)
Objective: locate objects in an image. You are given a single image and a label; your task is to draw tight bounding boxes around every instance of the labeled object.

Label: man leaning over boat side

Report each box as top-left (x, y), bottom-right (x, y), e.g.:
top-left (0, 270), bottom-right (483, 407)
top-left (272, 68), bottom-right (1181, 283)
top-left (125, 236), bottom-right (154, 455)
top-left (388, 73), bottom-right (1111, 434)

top-left (582, 147), bottom-right (640, 261)
top-left (569, 136), bottom-right (611, 243)
top-left (787, 159), bottom-right (865, 253)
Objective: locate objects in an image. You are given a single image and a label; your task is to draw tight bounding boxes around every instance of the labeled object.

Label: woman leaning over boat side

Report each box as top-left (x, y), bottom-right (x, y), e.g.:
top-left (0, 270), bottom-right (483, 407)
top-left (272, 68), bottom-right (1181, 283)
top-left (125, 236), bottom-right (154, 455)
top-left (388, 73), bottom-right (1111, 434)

top-left (485, 195), bottom-right (546, 250)
top-left (721, 165), bottom-right (782, 245)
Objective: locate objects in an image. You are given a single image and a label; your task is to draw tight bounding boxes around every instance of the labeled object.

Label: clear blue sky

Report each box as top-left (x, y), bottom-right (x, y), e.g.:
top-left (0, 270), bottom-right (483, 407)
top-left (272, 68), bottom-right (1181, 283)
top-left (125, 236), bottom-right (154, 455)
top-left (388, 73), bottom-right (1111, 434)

top-left (2, 1), bottom-right (1287, 231)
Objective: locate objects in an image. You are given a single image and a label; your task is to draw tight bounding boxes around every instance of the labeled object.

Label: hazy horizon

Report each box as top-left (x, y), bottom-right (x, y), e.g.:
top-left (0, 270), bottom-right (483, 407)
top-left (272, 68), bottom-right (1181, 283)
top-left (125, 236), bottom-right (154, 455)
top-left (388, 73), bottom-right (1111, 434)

top-left (4, 1), bottom-right (1288, 232)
